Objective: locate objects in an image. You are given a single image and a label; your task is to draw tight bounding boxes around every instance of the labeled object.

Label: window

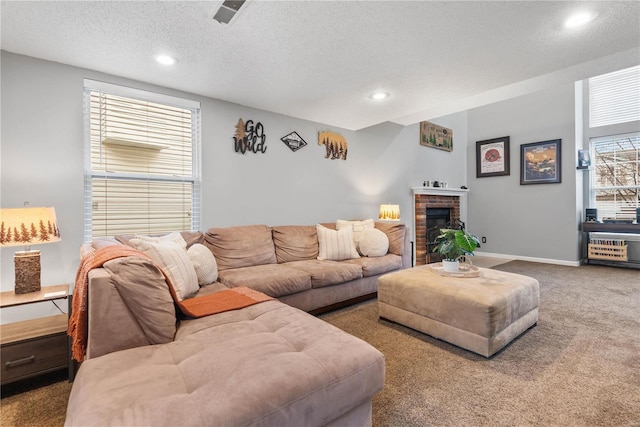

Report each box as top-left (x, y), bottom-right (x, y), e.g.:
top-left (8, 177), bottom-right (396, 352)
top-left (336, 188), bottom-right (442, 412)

top-left (590, 133), bottom-right (639, 220)
top-left (84, 80), bottom-right (201, 240)
top-left (589, 65), bottom-right (640, 128)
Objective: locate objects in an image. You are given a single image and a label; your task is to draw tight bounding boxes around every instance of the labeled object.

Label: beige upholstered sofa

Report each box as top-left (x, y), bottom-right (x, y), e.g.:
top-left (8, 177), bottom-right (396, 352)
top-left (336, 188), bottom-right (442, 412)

top-left (65, 221), bottom-right (409, 426)
top-left (204, 221), bottom-right (410, 314)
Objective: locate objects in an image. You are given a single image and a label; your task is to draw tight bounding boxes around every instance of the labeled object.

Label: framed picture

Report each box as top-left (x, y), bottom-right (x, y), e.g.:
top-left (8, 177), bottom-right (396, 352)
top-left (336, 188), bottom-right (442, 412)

top-left (420, 121), bottom-right (452, 152)
top-left (476, 136), bottom-right (510, 177)
top-left (520, 139), bottom-right (562, 185)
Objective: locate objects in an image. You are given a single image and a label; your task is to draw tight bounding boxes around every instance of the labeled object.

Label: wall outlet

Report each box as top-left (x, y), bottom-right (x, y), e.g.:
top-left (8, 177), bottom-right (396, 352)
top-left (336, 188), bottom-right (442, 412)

top-left (482, 236), bottom-right (487, 244)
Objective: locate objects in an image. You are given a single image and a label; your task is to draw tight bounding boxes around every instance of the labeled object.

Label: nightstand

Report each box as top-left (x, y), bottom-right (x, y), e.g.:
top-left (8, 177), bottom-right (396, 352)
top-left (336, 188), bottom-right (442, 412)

top-left (0, 284), bottom-right (70, 385)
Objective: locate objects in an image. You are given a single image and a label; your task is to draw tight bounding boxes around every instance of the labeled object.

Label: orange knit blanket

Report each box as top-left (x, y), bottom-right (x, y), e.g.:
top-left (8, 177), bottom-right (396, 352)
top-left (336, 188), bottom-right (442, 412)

top-left (176, 286), bottom-right (273, 318)
top-left (69, 245), bottom-right (151, 362)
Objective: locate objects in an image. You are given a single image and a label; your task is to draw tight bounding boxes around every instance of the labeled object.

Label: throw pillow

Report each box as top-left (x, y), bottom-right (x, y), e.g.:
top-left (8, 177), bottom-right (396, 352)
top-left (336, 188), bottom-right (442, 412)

top-left (336, 219), bottom-right (375, 254)
top-left (316, 224), bottom-right (360, 261)
top-left (129, 238), bottom-right (199, 301)
top-left (133, 232), bottom-right (187, 250)
top-left (358, 228), bottom-right (390, 257)
top-left (116, 231), bottom-right (203, 249)
top-left (187, 244), bottom-right (218, 285)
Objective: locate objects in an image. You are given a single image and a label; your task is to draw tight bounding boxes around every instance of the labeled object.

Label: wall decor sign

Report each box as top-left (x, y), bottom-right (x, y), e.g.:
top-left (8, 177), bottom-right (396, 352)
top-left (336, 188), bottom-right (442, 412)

top-left (281, 131), bottom-right (307, 152)
top-left (233, 118), bottom-right (267, 154)
top-left (318, 131), bottom-right (348, 160)
top-left (420, 121), bottom-right (452, 152)
top-left (476, 136), bottom-right (510, 178)
top-left (520, 139), bottom-right (562, 185)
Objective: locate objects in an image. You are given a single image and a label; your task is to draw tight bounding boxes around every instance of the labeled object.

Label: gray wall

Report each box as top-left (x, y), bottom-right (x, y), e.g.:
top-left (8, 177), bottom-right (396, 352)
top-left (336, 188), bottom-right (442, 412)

top-left (466, 83), bottom-right (579, 263)
top-left (1, 51), bottom-right (469, 322)
top-left (3, 50), bottom-right (608, 323)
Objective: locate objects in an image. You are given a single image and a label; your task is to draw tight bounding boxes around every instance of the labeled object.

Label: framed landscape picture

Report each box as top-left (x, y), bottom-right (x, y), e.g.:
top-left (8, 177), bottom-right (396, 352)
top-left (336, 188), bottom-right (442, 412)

top-left (476, 136), bottom-right (510, 178)
top-left (520, 139), bottom-right (562, 185)
top-left (420, 121), bottom-right (452, 152)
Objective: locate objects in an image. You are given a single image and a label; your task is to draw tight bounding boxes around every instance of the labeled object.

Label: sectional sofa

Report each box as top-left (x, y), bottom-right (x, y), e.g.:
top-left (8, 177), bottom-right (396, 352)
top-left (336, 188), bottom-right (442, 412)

top-left (65, 220), bottom-right (410, 426)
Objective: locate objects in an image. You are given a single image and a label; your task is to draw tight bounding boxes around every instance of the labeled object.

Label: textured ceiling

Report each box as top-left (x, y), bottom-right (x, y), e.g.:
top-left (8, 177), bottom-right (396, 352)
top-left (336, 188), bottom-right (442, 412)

top-left (2, 1), bottom-right (639, 130)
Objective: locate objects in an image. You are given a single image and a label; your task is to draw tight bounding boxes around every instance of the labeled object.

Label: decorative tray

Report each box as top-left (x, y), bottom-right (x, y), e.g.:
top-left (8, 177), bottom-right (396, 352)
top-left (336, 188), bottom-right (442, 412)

top-left (429, 263), bottom-right (481, 278)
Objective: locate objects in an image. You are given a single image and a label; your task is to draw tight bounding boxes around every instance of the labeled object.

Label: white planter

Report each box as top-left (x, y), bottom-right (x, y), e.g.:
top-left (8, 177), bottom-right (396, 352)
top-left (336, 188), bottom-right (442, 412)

top-left (442, 259), bottom-right (460, 272)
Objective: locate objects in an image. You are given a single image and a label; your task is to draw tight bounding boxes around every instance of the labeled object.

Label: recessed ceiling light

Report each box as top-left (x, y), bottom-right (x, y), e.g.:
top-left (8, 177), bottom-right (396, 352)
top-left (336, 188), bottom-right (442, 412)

top-left (156, 54), bottom-right (177, 66)
top-left (565, 11), bottom-right (597, 28)
top-left (370, 91), bottom-right (389, 100)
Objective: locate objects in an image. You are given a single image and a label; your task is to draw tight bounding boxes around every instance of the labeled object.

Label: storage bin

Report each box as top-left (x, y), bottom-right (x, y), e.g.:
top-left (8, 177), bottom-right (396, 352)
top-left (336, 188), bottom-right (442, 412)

top-left (588, 243), bottom-right (628, 261)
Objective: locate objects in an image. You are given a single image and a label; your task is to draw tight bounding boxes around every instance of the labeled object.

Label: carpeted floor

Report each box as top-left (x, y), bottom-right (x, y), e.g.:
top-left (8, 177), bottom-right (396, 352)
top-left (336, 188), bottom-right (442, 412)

top-left (321, 261), bottom-right (640, 427)
top-left (1, 260), bottom-right (638, 426)
top-left (1, 370), bottom-right (71, 426)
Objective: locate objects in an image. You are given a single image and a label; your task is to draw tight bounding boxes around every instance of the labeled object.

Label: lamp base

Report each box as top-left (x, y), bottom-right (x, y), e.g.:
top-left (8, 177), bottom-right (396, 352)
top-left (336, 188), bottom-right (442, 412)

top-left (14, 250), bottom-right (41, 294)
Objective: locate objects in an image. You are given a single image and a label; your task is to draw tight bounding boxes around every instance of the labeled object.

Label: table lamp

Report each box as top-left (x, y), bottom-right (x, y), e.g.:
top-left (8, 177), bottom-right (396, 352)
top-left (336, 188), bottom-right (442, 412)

top-left (378, 204), bottom-right (400, 221)
top-left (0, 206), bottom-right (61, 294)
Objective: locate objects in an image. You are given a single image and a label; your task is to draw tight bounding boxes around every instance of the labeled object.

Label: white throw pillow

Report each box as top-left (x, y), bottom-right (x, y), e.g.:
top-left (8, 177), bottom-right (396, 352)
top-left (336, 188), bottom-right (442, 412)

top-left (129, 239), bottom-right (199, 301)
top-left (358, 228), bottom-right (390, 257)
top-left (336, 219), bottom-right (375, 254)
top-left (316, 224), bottom-right (360, 261)
top-left (187, 244), bottom-right (218, 285)
top-left (134, 232), bottom-right (187, 250)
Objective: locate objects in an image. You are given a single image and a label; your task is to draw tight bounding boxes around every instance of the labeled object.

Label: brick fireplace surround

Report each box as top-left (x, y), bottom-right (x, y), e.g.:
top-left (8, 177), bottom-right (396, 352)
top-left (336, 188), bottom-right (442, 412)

top-left (412, 187), bottom-right (469, 266)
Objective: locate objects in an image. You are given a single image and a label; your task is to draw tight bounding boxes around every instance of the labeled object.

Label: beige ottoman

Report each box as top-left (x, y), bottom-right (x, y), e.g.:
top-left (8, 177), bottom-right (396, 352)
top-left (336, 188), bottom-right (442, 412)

top-left (378, 265), bottom-right (539, 357)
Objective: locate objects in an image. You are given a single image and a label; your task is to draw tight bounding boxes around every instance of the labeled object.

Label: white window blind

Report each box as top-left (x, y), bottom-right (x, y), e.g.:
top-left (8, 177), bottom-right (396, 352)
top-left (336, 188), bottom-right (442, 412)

top-left (84, 81), bottom-right (201, 240)
top-left (590, 133), bottom-right (639, 220)
top-left (589, 65), bottom-right (640, 128)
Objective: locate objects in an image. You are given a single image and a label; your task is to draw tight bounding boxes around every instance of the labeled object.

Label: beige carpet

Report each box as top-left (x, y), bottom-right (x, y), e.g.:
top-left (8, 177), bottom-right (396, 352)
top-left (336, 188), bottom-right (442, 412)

top-left (2, 261), bottom-right (639, 426)
top-left (321, 260), bottom-right (640, 427)
top-left (1, 370), bottom-right (70, 426)
top-left (470, 255), bottom-right (513, 268)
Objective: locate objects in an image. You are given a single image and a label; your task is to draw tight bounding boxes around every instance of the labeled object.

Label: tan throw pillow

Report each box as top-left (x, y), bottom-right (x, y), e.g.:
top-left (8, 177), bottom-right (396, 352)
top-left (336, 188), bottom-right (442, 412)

top-left (336, 219), bottom-right (375, 254)
top-left (316, 224), bottom-right (360, 261)
top-left (129, 239), bottom-right (199, 301)
top-left (187, 244), bottom-right (218, 285)
top-left (359, 228), bottom-right (389, 257)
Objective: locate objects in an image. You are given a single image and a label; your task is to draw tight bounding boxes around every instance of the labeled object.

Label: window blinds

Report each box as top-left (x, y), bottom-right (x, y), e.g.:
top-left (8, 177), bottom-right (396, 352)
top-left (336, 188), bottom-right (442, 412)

top-left (589, 65), bottom-right (640, 128)
top-left (84, 82), bottom-right (200, 239)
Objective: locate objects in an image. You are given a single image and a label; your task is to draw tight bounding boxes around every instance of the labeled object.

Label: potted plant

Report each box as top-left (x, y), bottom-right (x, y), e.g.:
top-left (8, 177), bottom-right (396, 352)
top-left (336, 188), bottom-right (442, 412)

top-left (432, 222), bottom-right (480, 272)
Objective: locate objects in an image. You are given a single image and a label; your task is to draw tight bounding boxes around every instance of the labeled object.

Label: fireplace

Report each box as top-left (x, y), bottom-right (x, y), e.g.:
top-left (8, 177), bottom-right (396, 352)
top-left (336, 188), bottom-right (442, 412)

top-left (413, 187), bottom-right (467, 266)
top-left (426, 208), bottom-right (452, 264)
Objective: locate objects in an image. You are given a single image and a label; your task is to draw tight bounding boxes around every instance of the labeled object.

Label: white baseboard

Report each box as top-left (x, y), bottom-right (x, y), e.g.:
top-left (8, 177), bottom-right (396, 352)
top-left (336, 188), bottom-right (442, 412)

top-left (474, 251), bottom-right (581, 267)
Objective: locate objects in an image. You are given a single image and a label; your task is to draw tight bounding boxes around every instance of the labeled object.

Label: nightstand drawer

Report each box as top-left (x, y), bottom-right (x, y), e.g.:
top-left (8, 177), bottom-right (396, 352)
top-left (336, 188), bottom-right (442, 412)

top-left (1, 332), bottom-right (68, 384)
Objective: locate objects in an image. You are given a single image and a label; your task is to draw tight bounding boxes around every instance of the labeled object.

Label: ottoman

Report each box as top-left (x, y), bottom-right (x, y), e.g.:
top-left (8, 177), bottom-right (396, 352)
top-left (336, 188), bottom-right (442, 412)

top-left (378, 265), bottom-right (539, 357)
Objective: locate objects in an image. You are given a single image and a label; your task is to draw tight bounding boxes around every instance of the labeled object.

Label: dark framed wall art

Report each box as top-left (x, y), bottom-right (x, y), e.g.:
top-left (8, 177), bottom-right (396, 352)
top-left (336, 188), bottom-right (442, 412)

top-left (476, 136), bottom-right (510, 178)
top-left (520, 139), bottom-right (562, 185)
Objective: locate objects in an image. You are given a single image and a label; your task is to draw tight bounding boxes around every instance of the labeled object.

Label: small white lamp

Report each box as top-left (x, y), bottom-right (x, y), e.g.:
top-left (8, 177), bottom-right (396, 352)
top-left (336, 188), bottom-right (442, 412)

top-left (378, 204), bottom-right (401, 221)
top-left (0, 206), bottom-right (61, 294)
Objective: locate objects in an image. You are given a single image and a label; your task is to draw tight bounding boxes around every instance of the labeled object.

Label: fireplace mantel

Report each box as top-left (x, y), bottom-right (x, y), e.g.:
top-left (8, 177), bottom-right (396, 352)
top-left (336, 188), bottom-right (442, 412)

top-left (411, 187), bottom-right (469, 197)
top-left (411, 187), bottom-right (469, 266)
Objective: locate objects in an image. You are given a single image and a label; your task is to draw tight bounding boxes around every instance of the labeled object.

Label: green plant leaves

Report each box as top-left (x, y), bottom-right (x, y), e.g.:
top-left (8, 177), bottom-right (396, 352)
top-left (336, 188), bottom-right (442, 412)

top-left (433, 228), bottom-right (479, 260)
top-left (454, 230), bottom-right (479, 253)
